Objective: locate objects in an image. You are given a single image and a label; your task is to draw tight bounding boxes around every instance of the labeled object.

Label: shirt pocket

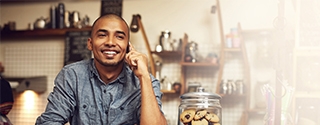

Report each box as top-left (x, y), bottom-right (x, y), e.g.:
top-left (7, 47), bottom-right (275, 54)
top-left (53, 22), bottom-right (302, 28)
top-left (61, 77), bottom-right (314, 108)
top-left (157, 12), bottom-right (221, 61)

top-left (82, 102), bottom-right (98, 124)
top-left (109, 104), bottom-right (139, 124)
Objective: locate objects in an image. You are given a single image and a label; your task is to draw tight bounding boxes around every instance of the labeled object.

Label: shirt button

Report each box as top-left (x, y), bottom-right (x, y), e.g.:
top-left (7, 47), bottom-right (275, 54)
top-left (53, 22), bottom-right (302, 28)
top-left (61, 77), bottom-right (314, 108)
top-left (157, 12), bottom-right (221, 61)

top-left (105, 110), bottom-right (108, 114)
top-left (103, 90), bottom-right (106, 93)
top-left (83, 105), bottom-right (87, 108)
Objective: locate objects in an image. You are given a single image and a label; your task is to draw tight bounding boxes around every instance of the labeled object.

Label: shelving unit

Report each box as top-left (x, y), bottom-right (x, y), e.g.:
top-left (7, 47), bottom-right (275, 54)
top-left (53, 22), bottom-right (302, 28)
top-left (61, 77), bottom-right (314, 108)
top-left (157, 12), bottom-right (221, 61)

top-left (1, 27), bottom-right (92, 39)
top-left (151, 50), bottom-right (182, 95)
top-left (152, 34), bottom-right (220, 95)
top-left (178, 33), bottom-right (219, 95)
top-left (214, 22), bottom-right (251, 125)
top-left (177, 1), bottom-right (251, 124)
top-left (149, 5), bottom-right (252, 125)
top-left (291, 1), bottom-right (320, 124)
top-left (213, 0), bottom-right (251, 124)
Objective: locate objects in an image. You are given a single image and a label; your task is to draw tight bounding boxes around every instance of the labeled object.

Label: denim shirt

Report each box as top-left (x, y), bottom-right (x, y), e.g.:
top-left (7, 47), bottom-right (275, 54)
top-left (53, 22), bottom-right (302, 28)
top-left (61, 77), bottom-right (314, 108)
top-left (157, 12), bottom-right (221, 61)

top-left (35, 59), bottom-right (163, 125)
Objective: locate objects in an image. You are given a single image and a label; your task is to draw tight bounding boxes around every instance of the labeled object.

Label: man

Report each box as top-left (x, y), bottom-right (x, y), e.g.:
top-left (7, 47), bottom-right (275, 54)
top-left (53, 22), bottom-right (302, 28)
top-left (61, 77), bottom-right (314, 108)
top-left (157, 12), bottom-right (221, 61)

top-left (36, 14), bottom-right (167, 125)
top-left (0, 62), bottom-right (14, 125)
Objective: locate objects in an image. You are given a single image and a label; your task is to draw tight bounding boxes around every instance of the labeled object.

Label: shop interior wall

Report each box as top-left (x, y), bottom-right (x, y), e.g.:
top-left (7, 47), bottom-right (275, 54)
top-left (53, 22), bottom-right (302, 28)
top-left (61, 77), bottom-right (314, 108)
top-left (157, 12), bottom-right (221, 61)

top-left (0, 0), bottom-right (279, 124)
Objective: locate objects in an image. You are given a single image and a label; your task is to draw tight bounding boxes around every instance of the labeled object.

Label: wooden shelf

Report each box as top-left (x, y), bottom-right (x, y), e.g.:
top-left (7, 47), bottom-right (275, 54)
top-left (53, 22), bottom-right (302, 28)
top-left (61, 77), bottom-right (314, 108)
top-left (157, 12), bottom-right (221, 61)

top-left (180, 62), bottom-right (219, 67)
top-left (1, 27), bottom-right (91, 39)
top-left (151, 51), bottom-right (182, 57)
top-left (1, 0), bottom-right (68, 3)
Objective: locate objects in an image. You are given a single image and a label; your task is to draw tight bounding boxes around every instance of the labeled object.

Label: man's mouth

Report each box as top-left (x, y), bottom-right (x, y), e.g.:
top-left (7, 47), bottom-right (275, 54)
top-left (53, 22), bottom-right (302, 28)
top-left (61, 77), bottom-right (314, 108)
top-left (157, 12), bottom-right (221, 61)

top-left (103, 51), bottom-right (117, 55)
top-left (102, 50), bottom-right (118, 58)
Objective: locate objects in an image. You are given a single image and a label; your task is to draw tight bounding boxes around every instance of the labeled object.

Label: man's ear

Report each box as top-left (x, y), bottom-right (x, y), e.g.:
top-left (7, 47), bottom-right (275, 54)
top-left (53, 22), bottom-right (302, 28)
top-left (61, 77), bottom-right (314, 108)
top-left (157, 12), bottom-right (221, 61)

top-left (87, 38), bottom-right (93, 50)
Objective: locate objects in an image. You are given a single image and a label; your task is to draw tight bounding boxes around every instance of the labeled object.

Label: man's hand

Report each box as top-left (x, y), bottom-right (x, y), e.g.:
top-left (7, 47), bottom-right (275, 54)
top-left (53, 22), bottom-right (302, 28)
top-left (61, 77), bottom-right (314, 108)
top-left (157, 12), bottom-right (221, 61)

top-left (125, 43), bottom-right (167, 125)
top-left (125, 43), bottom-right (150, 77)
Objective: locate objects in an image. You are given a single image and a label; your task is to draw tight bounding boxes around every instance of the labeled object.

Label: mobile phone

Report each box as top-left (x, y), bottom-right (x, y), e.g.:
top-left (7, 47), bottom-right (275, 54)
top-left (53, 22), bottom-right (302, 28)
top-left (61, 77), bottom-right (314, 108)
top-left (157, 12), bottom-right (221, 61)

top-left (126, 42), bottom-right (132, 53)
top-left (126, 45), bottom-right (130, 53)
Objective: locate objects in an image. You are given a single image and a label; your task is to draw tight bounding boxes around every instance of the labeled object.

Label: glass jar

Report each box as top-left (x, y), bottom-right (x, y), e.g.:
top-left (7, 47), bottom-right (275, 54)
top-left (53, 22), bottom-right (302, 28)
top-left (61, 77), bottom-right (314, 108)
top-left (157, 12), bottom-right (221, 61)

top-left (184, 41), bottom-right (199, 63)
top-left (178, 87), bottom-right (222, 125)
top-left (159, 30), bottom-right (172, 51)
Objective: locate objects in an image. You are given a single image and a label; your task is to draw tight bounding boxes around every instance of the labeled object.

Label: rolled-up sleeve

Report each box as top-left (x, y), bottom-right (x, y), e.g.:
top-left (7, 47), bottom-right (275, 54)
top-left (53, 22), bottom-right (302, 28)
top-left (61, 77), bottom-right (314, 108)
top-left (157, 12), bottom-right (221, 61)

top-left (133, 74), bottom-right (164, 120)
top-left (151, 75), bottom-right (163, 109)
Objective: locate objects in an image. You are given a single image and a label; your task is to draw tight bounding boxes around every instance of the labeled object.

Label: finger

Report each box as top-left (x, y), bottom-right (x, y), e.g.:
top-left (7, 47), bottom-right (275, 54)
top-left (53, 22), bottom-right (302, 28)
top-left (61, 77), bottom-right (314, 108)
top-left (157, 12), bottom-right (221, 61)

top-left (125, 52), bottom-right (138, 66)
top-left (129, 58), bottom-right (138, 71)
top-left (131, 66), bottom-right (137, 71)
top-left (131, 58), bottom-right (138, 66)
top-left (129, 42), bottom-right (136, 51)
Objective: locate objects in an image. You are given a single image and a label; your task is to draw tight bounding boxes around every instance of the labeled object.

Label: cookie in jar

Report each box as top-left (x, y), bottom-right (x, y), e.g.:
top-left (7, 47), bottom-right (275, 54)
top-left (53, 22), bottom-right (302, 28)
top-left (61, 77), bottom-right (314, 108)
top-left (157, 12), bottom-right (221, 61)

top-left (178, 87), bottom-right (222, 125)
top-left (180, 109), bottom-right (220, 125)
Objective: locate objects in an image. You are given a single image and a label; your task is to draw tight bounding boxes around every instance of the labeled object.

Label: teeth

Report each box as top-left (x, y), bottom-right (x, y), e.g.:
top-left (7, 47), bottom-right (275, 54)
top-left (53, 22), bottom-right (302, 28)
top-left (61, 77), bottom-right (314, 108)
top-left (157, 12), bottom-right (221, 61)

top-left (103, 51), bottom-right (116, 55)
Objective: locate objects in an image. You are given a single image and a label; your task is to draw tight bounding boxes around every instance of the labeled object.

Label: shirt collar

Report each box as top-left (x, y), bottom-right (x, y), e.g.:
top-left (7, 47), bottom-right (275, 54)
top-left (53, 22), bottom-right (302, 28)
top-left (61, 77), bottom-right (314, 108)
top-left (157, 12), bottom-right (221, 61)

top-left (89, 59), bottom-right (98, 78)
top-left (89, 59), bottom-right (128, 84)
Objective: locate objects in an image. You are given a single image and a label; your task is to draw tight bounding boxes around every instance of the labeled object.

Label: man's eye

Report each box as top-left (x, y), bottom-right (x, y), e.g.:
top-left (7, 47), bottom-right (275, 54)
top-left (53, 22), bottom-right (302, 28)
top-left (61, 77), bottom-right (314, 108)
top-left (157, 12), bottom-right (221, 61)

top-left (117, 35), bottom-right (125, 39)
top-left (98, 34), bottom-right (106, 37)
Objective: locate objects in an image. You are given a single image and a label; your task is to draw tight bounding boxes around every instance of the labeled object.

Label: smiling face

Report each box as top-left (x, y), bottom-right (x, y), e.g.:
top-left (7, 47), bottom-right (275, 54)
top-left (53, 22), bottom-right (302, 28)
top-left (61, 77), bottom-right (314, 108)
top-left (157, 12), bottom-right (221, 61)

top-left (87, 15), bottom-right (130, 67)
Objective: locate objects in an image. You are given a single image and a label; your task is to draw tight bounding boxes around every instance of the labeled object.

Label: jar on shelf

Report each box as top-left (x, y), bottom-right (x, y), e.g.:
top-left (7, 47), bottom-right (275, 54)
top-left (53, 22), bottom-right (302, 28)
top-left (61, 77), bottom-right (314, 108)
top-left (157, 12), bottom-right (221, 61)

top-left (184, 41), bottom-right (198, 63)
top-left (159, 30), bottom-right (172, 51)
top-left (178, 87), bottom-right (222, 125)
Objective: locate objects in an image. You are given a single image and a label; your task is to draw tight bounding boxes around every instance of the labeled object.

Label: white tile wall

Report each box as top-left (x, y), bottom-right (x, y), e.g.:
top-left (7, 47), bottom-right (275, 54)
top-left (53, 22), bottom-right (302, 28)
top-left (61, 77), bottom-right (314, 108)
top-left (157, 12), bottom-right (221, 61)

top-left (3, 40), bottom-right (65, 125)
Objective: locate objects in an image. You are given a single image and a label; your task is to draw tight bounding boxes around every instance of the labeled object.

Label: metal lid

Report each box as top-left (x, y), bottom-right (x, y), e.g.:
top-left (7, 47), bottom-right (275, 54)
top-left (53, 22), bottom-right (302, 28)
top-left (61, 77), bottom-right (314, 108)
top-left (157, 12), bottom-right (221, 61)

top-left (180, 87), bottom-right (221, 99)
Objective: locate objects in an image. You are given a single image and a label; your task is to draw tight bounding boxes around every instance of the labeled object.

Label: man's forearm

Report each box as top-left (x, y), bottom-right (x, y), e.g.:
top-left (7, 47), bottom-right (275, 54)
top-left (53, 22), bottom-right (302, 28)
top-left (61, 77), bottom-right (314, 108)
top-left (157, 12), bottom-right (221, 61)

top-left (139, 75), bottom-right (167, 125)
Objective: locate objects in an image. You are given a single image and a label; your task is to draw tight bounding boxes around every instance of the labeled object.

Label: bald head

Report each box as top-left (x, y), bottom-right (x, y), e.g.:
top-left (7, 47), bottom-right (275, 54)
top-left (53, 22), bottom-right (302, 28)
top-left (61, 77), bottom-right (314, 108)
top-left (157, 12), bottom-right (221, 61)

top-left (87, 13), bottom-right (131, 68)
top-left (91, 14), bottom-right (130, 38)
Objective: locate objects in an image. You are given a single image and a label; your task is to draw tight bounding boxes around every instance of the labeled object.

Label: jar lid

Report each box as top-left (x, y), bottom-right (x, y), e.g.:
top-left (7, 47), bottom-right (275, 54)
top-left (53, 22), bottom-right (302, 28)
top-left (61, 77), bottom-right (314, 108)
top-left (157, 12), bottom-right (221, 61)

top-left (180, 87), bottom-right (221, 99)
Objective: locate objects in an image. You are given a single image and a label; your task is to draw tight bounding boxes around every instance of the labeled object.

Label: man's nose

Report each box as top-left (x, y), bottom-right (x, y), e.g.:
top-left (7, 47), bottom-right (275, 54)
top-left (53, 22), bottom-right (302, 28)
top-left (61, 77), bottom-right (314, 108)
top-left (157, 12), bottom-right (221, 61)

top-left (104, 36), bottom-right (115, 46)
